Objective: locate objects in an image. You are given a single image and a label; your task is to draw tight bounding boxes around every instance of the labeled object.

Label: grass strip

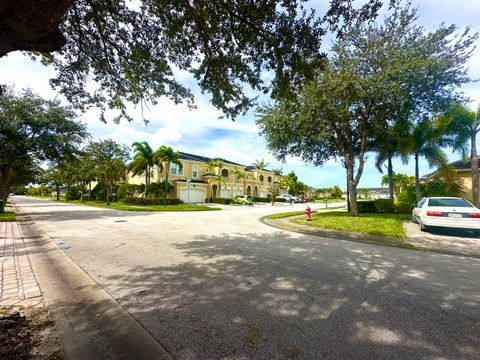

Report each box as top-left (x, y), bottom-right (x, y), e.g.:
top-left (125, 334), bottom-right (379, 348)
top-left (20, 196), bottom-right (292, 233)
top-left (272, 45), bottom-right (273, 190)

top-left (29, 196), bottom-right (220, 211)
top-left (0, 212), bottom-right (16, 221)
top-left (292, 211), bottom-right (410, 239)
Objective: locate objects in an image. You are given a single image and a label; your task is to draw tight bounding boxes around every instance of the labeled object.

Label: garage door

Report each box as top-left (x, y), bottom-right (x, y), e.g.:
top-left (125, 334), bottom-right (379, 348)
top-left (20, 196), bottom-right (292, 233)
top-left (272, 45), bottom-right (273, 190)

top-left (233, 190), bottom-right (243, 196)
top-left (220, 189), bottom-right (230, 198)
top-left (259, 190), bottom-right (267, 198)
top-left (180, 188), bottom-right (206, 203)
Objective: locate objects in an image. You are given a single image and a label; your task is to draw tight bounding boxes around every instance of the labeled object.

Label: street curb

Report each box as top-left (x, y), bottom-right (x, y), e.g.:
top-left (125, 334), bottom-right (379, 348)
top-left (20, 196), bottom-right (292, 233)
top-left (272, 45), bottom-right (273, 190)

top-left (16, 208), bottom-right (173, 360)
top-left (261, 214), bottom-right (480, 259)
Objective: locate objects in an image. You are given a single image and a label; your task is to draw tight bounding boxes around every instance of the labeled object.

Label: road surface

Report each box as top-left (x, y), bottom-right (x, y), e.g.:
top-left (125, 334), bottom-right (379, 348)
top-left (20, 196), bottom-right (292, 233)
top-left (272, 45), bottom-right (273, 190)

top-left (13, 196), bottom-right (480, 359)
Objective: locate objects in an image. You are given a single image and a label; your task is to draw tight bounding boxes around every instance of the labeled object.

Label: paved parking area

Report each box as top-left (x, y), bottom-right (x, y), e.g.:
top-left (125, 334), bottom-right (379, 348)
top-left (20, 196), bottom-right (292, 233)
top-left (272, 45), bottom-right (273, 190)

top-left (404, 221), bottom-right (480, 258)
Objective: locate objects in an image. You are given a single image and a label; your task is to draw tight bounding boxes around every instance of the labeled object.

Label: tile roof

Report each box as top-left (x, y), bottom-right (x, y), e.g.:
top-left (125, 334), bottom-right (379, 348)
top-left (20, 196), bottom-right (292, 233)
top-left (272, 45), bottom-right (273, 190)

top-left (178, 151), bottom-right (273, 172)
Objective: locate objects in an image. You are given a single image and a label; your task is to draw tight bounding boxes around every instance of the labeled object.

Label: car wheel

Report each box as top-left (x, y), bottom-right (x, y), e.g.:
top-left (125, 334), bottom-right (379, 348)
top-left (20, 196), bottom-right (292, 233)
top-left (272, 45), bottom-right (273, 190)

top-left (420, 220), bottom-right (428, 232)
top-left (242, 201), bottom-right (246, 205)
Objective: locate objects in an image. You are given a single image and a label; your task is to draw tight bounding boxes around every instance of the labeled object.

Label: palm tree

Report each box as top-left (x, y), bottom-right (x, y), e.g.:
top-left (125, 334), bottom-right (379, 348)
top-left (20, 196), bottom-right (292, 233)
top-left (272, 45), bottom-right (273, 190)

top-left (272, 168), bottom-right (283, 176)
top-left (252, 159), bottom-right (269, 170)
top-left (373, 119), bottom-right (410, 206)
top-left (443, 103), bottom-right (480, 206)
top-left (128, 141), bottom-right (158, 197)
top-left (203, 159), bottom-right (224, 199)
top-left (404, 119), bottom-right (448, 202)
top-left (232, 167), bottom-right (247, 194)
top-left (154, 145), bottom-right (182, 206)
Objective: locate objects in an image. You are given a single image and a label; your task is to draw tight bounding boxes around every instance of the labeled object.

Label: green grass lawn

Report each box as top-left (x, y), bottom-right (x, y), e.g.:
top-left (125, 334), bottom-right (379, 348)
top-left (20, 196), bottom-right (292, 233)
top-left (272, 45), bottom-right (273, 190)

top-left (267, 210), bottom-right (317, 219)
top-left (312, 198), bottom-right (345, 204)
top-left (293, 211), bottom-right (411, 238)
top-left (64, 200), bottom-right (220, 212)
top-left (0, 212), bottom-right (16, 221)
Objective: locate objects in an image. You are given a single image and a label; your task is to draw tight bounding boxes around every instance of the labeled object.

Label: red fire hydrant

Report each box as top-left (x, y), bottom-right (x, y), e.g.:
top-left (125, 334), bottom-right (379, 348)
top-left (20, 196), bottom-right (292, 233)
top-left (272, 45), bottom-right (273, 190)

top-left (305, 206), bottom-right (312, 221)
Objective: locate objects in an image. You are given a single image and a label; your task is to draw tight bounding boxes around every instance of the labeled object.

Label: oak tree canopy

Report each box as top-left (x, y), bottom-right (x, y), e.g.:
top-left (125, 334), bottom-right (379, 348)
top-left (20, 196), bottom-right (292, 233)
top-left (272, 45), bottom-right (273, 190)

top-left (0, 0), bottom-right (385, 122)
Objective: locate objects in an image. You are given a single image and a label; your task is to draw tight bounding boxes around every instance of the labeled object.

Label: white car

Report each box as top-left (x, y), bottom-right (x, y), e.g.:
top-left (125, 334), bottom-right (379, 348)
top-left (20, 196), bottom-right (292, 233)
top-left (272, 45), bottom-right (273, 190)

top-left (276, 194), bottom-right (300, 203)
top-left (412, 197), bottom-right (480, 234)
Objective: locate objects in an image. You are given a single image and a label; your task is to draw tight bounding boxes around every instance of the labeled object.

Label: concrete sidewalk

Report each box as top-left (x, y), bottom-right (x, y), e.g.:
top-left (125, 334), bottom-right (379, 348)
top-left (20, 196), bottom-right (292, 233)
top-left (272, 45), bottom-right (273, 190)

top-left (0, 221), bottom-right (42, 306)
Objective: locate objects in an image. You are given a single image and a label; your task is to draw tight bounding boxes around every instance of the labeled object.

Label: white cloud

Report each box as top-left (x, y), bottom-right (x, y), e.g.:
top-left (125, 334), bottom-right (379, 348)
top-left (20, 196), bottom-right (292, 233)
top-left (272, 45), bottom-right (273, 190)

top-left (1, 0), bottom-right (480, 189)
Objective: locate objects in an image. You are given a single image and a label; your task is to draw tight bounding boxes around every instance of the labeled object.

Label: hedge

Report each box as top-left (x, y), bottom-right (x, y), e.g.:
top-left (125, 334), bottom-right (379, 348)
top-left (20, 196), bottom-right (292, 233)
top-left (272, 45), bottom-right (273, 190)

top-left (206, 198), bottom-right (232, 204)
top-left (357, 199), bottom-right (413, 214)
top-left (122, 197), bottom-right (182, 205)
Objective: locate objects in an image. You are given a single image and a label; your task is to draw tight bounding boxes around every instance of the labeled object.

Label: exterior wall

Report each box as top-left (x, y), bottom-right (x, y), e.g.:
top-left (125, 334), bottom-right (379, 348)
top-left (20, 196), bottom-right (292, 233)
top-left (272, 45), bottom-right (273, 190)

top-left (454, 170), bottom-right (474, 201)
top-left (125, 157), bottom-right (286, 201)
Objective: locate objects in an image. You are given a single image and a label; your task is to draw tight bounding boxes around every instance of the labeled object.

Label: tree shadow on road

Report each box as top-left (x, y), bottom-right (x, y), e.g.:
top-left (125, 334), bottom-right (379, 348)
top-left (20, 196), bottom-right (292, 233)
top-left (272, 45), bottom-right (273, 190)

top-left (100, 231), bottom-right (480, 359)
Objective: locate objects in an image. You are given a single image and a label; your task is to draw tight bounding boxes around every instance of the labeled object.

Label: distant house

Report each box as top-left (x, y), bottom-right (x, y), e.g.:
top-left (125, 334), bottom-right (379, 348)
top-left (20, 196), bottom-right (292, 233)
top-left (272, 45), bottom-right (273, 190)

top-left (422, 159), bottom-right (479, 202)
top-left (127, 151), bottom-right (286, 203)
top-left (343, 187), bottom-right (390, 199)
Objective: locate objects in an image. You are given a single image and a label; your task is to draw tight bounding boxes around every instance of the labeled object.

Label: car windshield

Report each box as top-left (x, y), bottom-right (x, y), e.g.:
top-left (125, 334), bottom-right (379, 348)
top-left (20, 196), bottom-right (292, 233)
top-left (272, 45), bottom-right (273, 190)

top-left (428, 198), bottom-right (473, 207)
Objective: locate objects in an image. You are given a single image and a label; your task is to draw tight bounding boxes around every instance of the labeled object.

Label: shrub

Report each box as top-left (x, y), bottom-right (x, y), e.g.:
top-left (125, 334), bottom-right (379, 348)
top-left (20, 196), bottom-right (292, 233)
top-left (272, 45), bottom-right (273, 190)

top-left (206, 198), bottom-right (232, 205)
top-left (90, 183), bottom-right (118, 202)
top-left (374, 199), bottom-right (394, 213)
top-left (253, 197), bottom-right (271, 203)
top-left (122, 197), bottom-right (181, 205)
top-left (117, 183), bottom-right (142, 200)
top-left (395, 202), bottom-right (413, 214)
top-left (66, 185), bottom-right (82, 200)
top-left (357, 200), bottom-right (375, 213)
top-left (11, 185), bottom-right (27, 195)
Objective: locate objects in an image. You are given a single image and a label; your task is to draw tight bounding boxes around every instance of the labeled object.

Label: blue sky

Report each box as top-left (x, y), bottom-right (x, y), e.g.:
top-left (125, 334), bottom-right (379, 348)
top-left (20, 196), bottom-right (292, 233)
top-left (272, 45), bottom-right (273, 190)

top-left (1, 1), bottom-right (480, 189)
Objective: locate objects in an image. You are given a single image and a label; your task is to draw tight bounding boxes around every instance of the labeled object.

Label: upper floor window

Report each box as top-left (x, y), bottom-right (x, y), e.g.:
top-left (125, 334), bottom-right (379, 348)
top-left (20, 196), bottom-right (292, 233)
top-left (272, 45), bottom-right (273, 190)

top-left (267, 176), bottom-right (272, 183)
top-left (170, 162), bottom-right (183, 176)
top-left (259, 175), bottom-right (264, 183)
top-left (221, 168), bottom-right (229, 178)
top-left (192, 165), bottom-right (198, 178)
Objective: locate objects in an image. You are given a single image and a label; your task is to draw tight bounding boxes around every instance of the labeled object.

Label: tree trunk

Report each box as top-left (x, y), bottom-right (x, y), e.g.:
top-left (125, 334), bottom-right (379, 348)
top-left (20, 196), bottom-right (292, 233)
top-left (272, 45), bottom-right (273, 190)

top-left (415, 153), bottom-right (421, 203)
top-left (471, 133), bottom-right (479, 206)
top-left (66, 184), bottom-right (70, 202)
top-left (0, 0), bottom-right (73, 56)
top-left (0, 166), bottom-right (12, 203)
top-left (106, 182), bottom-right (111, 205)
top-left (145, 170), bottom-right (149, 198)
top-left (387, 156), bottom-right (394, 206)
top-left (164, 162), bottom-right (169, 207)
top-left (345, 160), bottom-right (358, 216)
top-left (80, 181), bottom-right (83, 203)
top-left (56, 185), bottom-right (60, 200)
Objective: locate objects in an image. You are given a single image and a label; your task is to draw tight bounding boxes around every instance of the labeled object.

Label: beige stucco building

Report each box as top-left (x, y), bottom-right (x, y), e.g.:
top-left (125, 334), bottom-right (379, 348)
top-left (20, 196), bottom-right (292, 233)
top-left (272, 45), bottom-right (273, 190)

top-left (424, 159), bottom-right (478, 202)
top-left (126, 152), bottom-right (285, 203)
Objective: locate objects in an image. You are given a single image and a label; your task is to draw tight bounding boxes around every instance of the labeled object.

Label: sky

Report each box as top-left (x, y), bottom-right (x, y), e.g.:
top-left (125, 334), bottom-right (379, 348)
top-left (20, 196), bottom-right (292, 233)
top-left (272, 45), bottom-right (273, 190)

top-left (1, 0), bottom-right (480, 190)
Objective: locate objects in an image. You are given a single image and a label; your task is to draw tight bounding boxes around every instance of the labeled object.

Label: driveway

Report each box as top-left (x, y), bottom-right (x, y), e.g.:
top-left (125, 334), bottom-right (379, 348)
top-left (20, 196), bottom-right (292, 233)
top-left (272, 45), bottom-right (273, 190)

top-left (404, 221), bottom-right (480, 258)
top-left (13, 196), bottom-right (480, 359)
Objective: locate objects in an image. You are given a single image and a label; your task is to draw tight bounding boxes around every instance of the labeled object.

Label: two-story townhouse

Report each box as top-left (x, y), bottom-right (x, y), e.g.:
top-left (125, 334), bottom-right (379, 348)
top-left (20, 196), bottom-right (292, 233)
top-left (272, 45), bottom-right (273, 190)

top-left (126, 151), bottom-right (285, 203)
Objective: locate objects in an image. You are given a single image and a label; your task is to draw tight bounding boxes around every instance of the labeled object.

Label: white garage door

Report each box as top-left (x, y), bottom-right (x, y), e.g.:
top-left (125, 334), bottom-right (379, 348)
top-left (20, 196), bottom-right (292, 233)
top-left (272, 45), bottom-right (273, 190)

top-left (259, 191), bottom-right (267, 198)
top-left (220, 189), bottom-right (230, 198)
top-left (233, 189), bottom-right (243, 196)
top-left (180, 188), bottom-right (206, 203)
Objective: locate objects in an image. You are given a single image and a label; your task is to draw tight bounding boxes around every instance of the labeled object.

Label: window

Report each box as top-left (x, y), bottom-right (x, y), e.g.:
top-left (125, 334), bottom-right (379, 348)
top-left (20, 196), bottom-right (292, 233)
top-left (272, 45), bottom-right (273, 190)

top-left (192, 165), bottom-right (198, 178)
top-left (170, 162), bottom-right (183, 176)
top-left (428, 198), bottom-right (473, 207)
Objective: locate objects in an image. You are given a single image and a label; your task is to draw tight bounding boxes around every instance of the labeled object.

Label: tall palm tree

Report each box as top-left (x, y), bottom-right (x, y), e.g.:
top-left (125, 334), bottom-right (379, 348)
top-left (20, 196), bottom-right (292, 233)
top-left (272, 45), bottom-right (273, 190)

top-left (232, 167), bottom-right (247, 194)
top-left (128, 141), bottom-right (157, 197)
top-left (203, 159), bottom-right (223, 199)
top-left (404, 119), bottom-right (448, 202)
top-left (154, 145), bottom-right (182, 206)
top-left (272, 168), bottom-right (283, 176)
top-left (373, 119), bottom-right (410, 206)
top-left (252, 159), bottom-right (269, 170)
top-left (443, 103), bottom-right (480, 206)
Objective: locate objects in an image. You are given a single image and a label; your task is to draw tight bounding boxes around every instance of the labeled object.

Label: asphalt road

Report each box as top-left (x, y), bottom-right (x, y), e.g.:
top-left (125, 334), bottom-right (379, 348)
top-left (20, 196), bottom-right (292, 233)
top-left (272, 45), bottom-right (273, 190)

top-left (14, 196), bottom-right (480, 359)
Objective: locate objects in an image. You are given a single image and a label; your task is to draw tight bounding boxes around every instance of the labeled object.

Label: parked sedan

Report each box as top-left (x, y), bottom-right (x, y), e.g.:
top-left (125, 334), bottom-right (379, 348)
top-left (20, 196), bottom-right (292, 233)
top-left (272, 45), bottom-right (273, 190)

top-left (412, 197), bottom-right (480, 234)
